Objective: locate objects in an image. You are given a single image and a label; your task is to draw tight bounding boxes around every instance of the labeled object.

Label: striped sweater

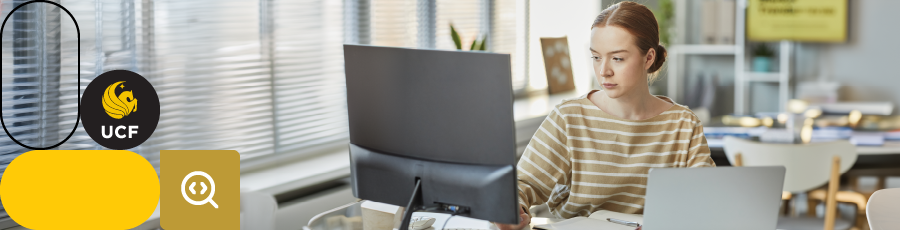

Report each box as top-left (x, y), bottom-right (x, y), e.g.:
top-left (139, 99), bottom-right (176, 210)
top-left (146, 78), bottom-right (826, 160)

top-left (517, 90), bottom-right (715, 218)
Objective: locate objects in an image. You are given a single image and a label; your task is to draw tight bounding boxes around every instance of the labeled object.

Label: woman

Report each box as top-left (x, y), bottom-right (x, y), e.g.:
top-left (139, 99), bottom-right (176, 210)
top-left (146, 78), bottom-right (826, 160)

top-left (497, 2), bottom-right (714, 230)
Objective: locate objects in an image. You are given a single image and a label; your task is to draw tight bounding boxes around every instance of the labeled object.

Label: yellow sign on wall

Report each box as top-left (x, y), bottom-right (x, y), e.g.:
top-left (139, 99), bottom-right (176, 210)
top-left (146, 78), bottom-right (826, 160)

top-left (747, 0), bottom-right (848, 42)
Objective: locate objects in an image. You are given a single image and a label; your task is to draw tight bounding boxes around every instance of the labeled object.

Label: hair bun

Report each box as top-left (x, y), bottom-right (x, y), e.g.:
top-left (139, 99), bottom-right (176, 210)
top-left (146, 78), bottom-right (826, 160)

top-left (649, 44), bottom-right (667, 73)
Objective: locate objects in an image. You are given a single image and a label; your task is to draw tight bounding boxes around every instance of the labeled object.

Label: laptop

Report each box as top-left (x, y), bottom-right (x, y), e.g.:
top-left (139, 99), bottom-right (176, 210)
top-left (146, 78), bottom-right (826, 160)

top-left (642, 166), bottom-right (786, 230)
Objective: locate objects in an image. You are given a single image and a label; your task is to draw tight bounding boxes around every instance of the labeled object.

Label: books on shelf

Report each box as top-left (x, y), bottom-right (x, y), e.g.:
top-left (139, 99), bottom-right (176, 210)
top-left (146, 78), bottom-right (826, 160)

top-left (886, 130), bottom-right (900, 141)
top-left (812, 102), bottom-right (894, 115)
top-left (717, 0), bottom-right (736, 44)
top-left (850, 132), bottom-right (886, 146)
top-left (704, 126), bottom-right (897, 147)
top-left (700, 0), bottom-right (736, 45)
top-left (701, 0), bottom-right (717, 44)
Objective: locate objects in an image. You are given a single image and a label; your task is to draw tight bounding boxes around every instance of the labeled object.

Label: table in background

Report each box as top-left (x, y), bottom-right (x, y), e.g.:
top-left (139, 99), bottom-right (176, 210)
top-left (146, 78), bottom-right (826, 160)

top-left (709, 140), bottom-right (900, 168)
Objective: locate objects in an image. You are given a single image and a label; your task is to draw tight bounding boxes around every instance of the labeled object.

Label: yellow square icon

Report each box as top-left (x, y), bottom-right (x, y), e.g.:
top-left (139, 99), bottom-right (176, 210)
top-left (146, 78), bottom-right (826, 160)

top-left (161, 150), bottom-right (240, 230)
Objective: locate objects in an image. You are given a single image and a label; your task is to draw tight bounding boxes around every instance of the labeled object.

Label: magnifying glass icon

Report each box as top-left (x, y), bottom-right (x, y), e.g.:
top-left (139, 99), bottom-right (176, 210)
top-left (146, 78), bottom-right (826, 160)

top-left (181, 171), bottom-right (218, 208)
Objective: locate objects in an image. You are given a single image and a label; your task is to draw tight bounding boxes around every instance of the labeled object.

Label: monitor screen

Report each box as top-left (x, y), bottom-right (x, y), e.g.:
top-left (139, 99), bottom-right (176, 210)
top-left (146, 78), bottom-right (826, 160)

top-left (344, 45), bottom-right (516, 166)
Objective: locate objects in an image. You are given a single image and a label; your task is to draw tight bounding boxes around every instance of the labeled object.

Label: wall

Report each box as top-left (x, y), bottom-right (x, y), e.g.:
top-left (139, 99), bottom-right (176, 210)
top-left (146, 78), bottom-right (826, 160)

top-left (794, 0), bottom-right (900, 115)
top-left (528, 0), bottom-right (602, 93)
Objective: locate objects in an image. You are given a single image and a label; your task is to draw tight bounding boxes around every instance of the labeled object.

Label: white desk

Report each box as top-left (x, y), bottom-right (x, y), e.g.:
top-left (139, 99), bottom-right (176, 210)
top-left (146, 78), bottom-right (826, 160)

top-left (856, 141), bottom-right (900, 155)
top-left (708, 139), bottom-right (900, 156)
top-left (304, 201), bottom-right (567, 230)
top-left (513, 90), bottom-right (587, 121)
top-left (516, 91), bottom-right (900, 157)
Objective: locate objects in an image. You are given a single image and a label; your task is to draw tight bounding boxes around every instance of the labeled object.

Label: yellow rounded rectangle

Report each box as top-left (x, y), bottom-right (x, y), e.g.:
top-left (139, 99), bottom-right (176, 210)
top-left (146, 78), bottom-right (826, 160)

top-left (0, 150), bottom-right (159, 229)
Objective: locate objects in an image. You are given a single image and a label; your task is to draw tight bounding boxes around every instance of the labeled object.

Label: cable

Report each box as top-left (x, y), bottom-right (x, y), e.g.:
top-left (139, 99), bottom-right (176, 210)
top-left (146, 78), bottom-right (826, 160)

top-left (439, 214), bottom-right (456, 230)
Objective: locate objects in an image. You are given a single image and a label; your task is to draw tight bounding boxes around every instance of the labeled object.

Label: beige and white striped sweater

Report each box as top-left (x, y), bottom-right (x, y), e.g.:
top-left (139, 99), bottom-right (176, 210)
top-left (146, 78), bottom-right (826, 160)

top-left (517, 90), bottom-right (715, 218)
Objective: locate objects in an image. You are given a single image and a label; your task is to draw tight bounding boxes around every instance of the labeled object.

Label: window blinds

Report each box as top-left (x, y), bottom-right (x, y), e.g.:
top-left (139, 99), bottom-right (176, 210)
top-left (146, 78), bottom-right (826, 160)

top-left (492, 0), bottom-right (527, 93)
top-left (0, 0), bottom-right (65, 177)
top-left (1, 0), bottom-right (350, 169)
top-left (0, 0), bottom-right (526, 173)
top-left (270, 0), bottom-right (349, 157)
top-left (139, 0), bottom-right (277, 163)
top-left (368, 0), bottom-right (421, 48)
top-left (435, 0), bottom-right (484, 50)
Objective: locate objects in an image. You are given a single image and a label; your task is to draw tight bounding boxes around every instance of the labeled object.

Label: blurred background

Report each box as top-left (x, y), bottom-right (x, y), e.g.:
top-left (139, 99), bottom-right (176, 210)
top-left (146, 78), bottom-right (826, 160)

top-left (1, 0), bottom-right (899, 229)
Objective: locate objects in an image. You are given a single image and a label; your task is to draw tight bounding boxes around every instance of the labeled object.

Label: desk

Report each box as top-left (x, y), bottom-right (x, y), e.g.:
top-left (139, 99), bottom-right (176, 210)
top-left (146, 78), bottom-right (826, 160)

top-left (709, 140), bottom-right (900, 168)
top-left (852, 142), bottom-right (900, 170)
top-left (708, 140), bottom-right (900, 193)
top-left (513, 90), bottom-right (587, 121)
top-left (304, 201), bottom-right (562, 230)
top-left (857, 141), bottom-right (900, 155)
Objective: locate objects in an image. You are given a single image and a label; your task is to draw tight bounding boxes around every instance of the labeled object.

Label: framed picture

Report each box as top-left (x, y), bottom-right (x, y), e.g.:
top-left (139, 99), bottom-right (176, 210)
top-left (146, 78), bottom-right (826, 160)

top-left (540, 37), bottom-right (576, 94)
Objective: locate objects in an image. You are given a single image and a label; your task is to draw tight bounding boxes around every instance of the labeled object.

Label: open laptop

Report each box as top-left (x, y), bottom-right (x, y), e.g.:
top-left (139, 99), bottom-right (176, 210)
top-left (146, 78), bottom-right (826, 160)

top-left (642, 166), bottom-right (786, 230)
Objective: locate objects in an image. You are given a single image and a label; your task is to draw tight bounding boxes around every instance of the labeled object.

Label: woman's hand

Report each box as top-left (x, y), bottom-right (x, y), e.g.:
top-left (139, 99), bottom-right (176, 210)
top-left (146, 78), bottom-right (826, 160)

top-left (494, 205), bottom-right (531, 230)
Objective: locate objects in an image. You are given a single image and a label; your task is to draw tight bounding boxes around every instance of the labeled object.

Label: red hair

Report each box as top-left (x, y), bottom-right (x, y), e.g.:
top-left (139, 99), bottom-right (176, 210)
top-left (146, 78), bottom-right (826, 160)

top-left (592, 1), bottom-right (667, 79)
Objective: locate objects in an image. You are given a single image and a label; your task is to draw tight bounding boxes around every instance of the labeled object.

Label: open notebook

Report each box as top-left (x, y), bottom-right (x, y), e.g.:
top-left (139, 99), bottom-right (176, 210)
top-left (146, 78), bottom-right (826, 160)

top-left (534, 210), bottom-right (643, 230)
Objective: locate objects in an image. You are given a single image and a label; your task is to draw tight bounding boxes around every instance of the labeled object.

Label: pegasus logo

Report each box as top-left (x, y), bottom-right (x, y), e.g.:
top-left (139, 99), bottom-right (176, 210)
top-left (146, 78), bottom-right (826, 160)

top-left (102, 81), bottom-right (138, 119)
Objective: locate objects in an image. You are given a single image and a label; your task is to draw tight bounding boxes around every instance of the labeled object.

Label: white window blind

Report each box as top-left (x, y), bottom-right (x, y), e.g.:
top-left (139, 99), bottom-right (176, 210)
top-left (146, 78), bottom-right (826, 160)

top-left (1, 0), bottom-right (351, 168)
top-left (270, 0), bottom-right (349, 156)
top-left (368, 0), bottom-right (421, 48)
top-left (0, 1), bottom-right (65, 175)
top-left (492, 0), bottom-right (528, 93)
top-left (1, 0), bottom-right (529, 173)
top-left (435, 0), bottom-right (484, 50)
top-left (0, 0), bottom-right (70, 219)
top-left (140, 0), bottom-right (277, 163)
top-left (360, 0), bottom-right (529, 94)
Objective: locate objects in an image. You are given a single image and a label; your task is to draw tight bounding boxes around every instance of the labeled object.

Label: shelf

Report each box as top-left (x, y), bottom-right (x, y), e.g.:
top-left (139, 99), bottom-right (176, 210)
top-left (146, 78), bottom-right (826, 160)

top-left (671, 44), bottom-right (737, 55)
top-left (669, 0), bottom-right (791, 115)
top-left (743, 72), bottom-right (782, 82)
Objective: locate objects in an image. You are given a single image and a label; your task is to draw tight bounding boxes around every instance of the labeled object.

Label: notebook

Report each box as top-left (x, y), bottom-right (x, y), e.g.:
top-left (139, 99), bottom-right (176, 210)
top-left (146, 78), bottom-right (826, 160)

top-left (533, 210), bottom-right (643, 230)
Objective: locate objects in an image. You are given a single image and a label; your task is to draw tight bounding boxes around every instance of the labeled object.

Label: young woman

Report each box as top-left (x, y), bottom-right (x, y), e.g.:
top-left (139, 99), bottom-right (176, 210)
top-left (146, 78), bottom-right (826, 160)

top-left (497, 2), bottom-right (714, 230)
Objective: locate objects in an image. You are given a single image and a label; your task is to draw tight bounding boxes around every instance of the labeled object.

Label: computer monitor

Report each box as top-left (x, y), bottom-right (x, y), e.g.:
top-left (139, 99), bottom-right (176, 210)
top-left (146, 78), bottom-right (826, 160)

top-left (343, 44), bottom-right (519, 228)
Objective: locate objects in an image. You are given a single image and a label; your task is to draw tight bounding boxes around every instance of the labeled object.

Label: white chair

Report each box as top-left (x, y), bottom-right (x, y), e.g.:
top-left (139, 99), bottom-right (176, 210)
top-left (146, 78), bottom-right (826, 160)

top-left (723, 136), bottom-right (860, 230)
top-left (866, 188), bottom-right (900, 229)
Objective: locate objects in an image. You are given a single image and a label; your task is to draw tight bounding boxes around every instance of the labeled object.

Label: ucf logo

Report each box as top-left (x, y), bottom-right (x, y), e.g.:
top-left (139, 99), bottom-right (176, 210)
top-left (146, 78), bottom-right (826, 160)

top-left (103, 81), bottom-right (138, 119)
top-left (80, 70), bottom-right (159, 150)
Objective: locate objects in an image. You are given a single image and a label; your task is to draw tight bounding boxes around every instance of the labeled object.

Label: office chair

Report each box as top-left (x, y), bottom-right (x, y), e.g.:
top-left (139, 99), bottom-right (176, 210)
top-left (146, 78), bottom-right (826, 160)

top-left (866, 188), bottom-right (900, 229)
top-left (723, 136), bottom-right (862, 230)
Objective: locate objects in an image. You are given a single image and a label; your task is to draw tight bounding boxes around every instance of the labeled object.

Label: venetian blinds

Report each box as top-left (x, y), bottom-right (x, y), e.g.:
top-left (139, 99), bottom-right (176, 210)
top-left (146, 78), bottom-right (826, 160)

top-left (140, 0), bottom-right (278, 162)
top-left (0, 1), bottom-right (67, 177)
top-left (435, 0), bottom-right (484, 50)
top-left (141, 0), bottom-right (350, 163)
top-left (360, 0), bottom-right (528, 93)
top-left (269, 0), bottom-right (349, 157)
top-left (492, 0), bottom-right (527, 93)
top-left (0, 0), bottom-right (528, 172)
top-left (367, 0), bottom-right (421, 48)
top-left (0, 0), bottom-right (350, 169)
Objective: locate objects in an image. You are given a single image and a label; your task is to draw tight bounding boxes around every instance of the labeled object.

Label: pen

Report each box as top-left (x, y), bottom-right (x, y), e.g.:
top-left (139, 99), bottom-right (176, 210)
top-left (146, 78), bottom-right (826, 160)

top-left (606, 218), bottom-right (641, 228)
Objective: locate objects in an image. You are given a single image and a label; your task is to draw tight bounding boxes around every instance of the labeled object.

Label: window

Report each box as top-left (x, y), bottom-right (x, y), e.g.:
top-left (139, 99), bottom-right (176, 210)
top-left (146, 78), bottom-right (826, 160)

top-left (527, 0), bottom-right (601, 94)
top-left (359, 0), bottom-right (529, 94)
top-left (0, 0), bottom-right (530, 174)
top-left (1, 0), bottom-right (350, 169)
top-left (1, 0), bottom-right (64, 177)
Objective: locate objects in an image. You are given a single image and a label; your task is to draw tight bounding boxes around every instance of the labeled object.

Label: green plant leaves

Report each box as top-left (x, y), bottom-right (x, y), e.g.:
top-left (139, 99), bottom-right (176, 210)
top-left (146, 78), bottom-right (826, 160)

top-left (477, 34), bottom-right (487, 51)
top-left (451, 24), bottom-right (462, 50)
top-left (451, 23), bottom-right (488, 51)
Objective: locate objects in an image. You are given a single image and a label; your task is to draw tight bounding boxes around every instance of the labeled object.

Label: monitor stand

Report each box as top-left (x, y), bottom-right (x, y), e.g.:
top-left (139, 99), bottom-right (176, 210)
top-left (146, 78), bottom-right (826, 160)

top-left (398, 179), bottom-right (423, 230)
top-left (350, 143), bottom-right (518, 226)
